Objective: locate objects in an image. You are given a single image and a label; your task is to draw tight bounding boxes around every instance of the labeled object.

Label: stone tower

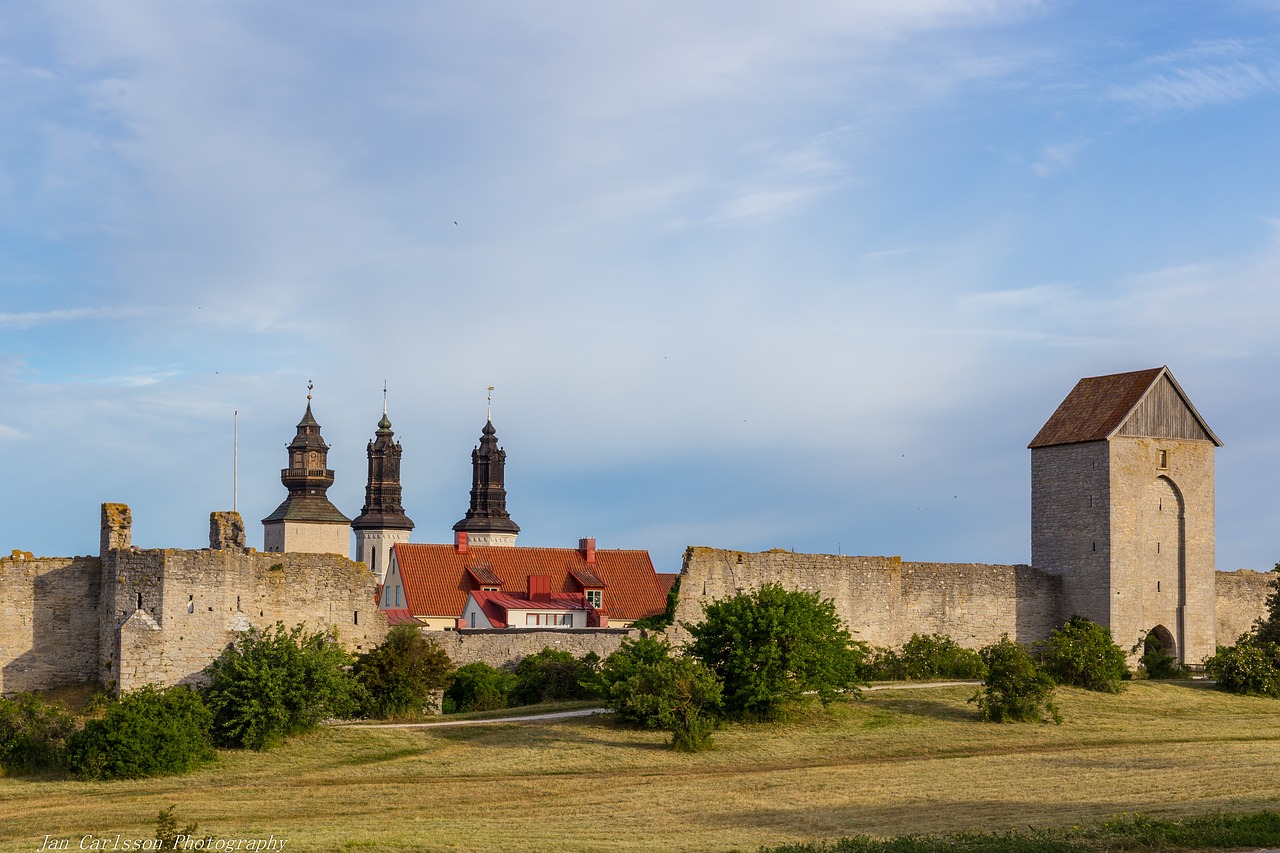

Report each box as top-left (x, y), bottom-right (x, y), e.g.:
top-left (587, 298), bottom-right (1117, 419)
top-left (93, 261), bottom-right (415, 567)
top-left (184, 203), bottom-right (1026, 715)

top-left (1029, 366), bottom-right (1221, 664)
top-left (352, 406), bottom-right (414, 583)
top-left (262, 393), bottom-right (352, 555)
top-left (452, 419), bottom-right (520, 547)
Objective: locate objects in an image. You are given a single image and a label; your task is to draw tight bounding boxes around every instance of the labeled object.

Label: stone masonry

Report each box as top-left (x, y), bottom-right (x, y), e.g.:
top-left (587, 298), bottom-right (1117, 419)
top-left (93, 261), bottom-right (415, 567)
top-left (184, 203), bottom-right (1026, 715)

top-left (669, 547), bottom-right (1063, 649)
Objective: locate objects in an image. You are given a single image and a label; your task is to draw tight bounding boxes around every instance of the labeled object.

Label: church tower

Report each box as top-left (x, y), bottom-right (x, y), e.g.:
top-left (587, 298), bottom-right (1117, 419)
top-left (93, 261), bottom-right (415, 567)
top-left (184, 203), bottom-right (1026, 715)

top-left (262, 387), bottom-right (352, 555)
top-left (352, 399), bottom-right (414, 583)
top-left (452, 416), bottom-right (520, 547)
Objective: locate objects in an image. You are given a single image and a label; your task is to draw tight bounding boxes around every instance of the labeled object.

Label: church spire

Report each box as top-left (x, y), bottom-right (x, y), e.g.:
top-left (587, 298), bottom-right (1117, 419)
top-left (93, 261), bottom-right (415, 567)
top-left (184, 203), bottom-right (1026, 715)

top-left (453, 392), bottom-right (519, 547)
top-left (353, 390), bottom-right (414, 580)
top-left (261, 386), bottom-right (352, 555)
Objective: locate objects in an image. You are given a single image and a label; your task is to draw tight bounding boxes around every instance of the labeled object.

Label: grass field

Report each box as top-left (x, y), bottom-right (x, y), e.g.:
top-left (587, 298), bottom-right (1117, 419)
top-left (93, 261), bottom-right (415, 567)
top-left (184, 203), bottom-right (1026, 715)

top-left (1, 681), bottom-right (1278, 853)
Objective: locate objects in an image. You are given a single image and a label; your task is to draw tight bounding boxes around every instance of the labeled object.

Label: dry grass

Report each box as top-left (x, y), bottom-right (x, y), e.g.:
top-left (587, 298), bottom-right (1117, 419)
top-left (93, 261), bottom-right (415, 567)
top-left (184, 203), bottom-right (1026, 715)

top-left (2, 682), bottom-right (1278, 853)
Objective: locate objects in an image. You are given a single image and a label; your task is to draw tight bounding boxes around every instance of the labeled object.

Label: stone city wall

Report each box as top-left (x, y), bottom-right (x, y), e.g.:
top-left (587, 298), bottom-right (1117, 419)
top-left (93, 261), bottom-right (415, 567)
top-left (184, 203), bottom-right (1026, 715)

top-left (104, 546), bottom-right (387, 691)
top-left (1214, 569), bottom-right (1275, 646)
top-left (0, 553), bottom-right (102, 695)
top-left (670, 547), bottom-right (1063, 649)
top-left (433, 627), bottom-right (636, 670)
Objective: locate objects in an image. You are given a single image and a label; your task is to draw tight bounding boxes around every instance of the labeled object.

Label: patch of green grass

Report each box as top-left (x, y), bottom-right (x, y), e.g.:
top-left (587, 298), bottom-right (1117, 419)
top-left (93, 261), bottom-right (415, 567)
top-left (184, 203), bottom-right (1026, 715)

top-left (761, 810), bottom-right (1280, 853)
top-left (1, 683), bottom-right (1278, 853)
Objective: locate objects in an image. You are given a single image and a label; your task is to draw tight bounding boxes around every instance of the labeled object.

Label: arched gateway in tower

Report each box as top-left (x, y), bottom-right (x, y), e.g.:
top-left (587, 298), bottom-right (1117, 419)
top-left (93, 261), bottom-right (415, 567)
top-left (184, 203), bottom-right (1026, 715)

top-left (1029, 366), bottom-right (1221, 663)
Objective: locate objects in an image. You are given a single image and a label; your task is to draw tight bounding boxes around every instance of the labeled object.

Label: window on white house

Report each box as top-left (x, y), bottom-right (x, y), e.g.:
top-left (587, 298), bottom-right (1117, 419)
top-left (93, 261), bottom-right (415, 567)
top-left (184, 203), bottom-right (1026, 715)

top-left (586, 590), bottom-right (602, 608)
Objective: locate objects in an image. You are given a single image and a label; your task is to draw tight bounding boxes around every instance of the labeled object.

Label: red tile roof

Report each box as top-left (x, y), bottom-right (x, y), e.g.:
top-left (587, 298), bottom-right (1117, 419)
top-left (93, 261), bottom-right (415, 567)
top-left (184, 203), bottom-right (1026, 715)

top-left (1029, 367), bottom-right (1164, 448)
top-left (656, 573), bottom-right (679, 596)
top-left (468, 590), bottom-right (591, 629)
top-left (382, 608), bottom-right (425, 626)
top-left (392, 543), bottom-right (666, 621)
top-left (569, 567), bottom-right (606, 589)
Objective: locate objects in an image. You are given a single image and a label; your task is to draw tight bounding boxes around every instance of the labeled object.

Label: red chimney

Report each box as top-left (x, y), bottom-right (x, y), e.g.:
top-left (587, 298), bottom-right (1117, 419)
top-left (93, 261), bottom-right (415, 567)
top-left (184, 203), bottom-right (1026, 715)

top-left (579, 537), bottom-right (596, 565)
top-left (455, 531), bottom-right (468, 553)
top-left (528, 575), bottom-right (551, 601)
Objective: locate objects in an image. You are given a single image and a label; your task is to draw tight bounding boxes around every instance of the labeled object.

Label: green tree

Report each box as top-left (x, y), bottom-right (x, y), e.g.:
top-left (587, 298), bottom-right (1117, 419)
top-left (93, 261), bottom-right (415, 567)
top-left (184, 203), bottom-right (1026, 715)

top-left (1036, 616), bottom-right (1129, 693)
top-left (595, 636), bottom-right (678, 725)
top-left (971, 635), bottom-right (1060, 724)
top-left (201, 622), bottom-right (360, 750)
top-left (510, 648), bottom-right (600, 706)
top-left (354, 625), bottom-right (454, 719)
top-left (0, 692), bottom-right (76, 775)
top-left (1204, 634), bottom-right (1280, 698)
top-left (65, 685), bottom-right (214, 780)
top-left (1253, 572), bottom-right (1280, 646)
top-left (445, 662), bottom-right (517, 712)
top-left (615, 656), bottom-right (722, 751)
top-left (686, 583), bottom-right (866, 720)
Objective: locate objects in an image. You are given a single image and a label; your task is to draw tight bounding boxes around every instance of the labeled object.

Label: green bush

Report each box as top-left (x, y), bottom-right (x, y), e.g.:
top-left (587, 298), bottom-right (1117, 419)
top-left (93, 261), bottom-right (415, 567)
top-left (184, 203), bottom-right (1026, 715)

top-left (687, 583), bottom-right (866, 720)
top-left (1036, 615), bottom-right (1129, 693)
top-left (611, 654), bottom-right (722, 751)
top-left (0, 692), bottom-right (76, 775)
top-left (1253, 571), bottom-right (1280, 646)
top-left (596, 636), bottom-right (679, 726)
top-left (201, 622), bottom-right (360, 750)
top-left (971, 635), bottom-right (1060, 724)
top-left (510, 648), bottom-right (600, 706)
top-left (445, 662), bottom-right (517, 712)
top-left (1204, 635), bottom-right (1280, 697)
top-left (65, 685), bottom-right (214, 780)
top-left (864, 634), bottom-right (987, 681)
top-left (354, 625), bottom-right (453, 719)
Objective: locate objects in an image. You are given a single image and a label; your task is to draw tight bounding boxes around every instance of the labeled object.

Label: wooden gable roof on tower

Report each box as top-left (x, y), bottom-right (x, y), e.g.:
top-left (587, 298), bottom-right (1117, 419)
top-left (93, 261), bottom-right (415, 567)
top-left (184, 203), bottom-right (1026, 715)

top-left (389, 541), bottom-right (667, 623)
top-left (1029, 366), bottom-right (1221, 449)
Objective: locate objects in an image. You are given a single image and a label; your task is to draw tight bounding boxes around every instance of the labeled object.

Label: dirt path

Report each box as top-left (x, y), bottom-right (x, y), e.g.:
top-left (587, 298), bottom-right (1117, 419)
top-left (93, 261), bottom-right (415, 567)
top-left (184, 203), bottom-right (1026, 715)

top-left (345, 681), bottom-right (984, 729)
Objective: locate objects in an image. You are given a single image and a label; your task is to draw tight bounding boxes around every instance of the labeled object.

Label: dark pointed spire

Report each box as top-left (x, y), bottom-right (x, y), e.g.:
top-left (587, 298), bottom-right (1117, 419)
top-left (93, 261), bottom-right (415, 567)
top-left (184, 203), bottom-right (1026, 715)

top-left (453, 416), bottom-right (519, 538)
top-left (353, 402), bottom-right (414, 534)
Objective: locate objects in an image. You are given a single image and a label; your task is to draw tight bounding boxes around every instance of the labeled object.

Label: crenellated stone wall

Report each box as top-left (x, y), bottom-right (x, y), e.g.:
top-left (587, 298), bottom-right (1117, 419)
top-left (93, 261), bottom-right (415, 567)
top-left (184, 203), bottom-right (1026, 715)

top-left (103, 545), bottom-right (387, 691)
top-left (669, 547), bottom-right (1063, 649)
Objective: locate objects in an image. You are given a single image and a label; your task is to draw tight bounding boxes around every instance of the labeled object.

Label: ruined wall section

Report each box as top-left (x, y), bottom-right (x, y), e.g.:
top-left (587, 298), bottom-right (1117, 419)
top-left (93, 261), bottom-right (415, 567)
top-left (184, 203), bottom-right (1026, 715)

top-left (671, 547), bottom-right (1062, 649)
top-left (0, 553), bottom-right (101, 695)
top-left (1214, 569), bottom-right (1275, 647)
top-left (104, 547), bottom-right (387, 691)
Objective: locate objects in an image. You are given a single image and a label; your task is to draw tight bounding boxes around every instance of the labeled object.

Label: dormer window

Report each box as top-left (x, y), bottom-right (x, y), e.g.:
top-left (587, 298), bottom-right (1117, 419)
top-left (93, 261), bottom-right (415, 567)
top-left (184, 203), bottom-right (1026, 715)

top-left (586, 589), bottom-right (602, 608)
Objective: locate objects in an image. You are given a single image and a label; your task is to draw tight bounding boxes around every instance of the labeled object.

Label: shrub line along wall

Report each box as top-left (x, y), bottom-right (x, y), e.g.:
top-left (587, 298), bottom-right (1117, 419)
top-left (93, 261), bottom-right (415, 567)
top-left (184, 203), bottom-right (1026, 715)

top-left (4, 516), bottom-right (1277, 696)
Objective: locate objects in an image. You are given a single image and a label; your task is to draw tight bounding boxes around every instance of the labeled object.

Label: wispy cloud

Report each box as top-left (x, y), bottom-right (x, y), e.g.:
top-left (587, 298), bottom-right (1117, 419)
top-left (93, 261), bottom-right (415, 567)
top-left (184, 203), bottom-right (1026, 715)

top-left (1031, 139), bottom-right (1089, 177)
top-left (0, 306), bottom-right (164, 329)
top-left (0, 423), bottom-right (31, 441)
top-left (1109, 62), bottom-right (1280, 112)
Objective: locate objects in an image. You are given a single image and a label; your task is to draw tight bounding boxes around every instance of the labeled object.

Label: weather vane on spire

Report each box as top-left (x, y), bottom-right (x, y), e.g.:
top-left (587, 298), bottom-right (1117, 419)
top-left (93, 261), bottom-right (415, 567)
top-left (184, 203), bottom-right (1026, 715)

top-left (383, 380), bottom-right (388, 415)
top-left (307, 380), bottom-right (313, 401)
top-left (487, 386), bottom-right (494, 422)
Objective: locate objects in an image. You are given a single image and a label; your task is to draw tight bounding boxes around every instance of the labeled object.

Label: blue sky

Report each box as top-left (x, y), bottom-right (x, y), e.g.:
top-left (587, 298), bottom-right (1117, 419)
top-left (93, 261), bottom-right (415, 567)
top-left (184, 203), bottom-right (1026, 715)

top-left (2, 1), bottom-right (1279, 574)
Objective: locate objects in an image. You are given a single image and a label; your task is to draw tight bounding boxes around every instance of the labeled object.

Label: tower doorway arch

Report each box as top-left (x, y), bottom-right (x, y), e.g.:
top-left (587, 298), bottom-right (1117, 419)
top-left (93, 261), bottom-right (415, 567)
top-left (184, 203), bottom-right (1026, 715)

top-left (1144, 624), bottom-right (1176, 662)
